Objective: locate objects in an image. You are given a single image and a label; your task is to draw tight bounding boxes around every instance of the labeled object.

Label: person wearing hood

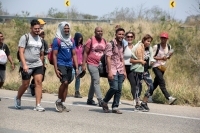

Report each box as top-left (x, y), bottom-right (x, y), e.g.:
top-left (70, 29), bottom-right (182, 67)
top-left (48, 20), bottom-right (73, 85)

top-left (72, 32), bottom-right (83, 98)
top-left (130, 34), bottom-right (155, 112)
top-left (52, 22), bottom-right (78, 112)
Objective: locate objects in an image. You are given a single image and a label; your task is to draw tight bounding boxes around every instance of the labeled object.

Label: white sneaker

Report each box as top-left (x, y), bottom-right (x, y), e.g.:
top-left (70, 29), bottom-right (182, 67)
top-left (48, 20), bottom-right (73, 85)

top-left (148, 96), bottom-right (153, 103)
top-left (14, 96), bottom-right (21, 109)
top-left (133, 99), bottom-right (136, 106)
top-left (33, 105), bottom-right (45, 112)
top-left (169, 97), bottom-right (177, 105)
top-left (133, 99), bottom-right (141, 106)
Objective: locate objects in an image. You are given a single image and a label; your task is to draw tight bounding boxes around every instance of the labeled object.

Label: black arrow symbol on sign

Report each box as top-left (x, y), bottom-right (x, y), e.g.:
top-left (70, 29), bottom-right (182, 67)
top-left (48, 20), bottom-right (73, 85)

top-left (171, 1), bottom-right (174, 7)
top-left (66, 1), bottom-right (69, 6)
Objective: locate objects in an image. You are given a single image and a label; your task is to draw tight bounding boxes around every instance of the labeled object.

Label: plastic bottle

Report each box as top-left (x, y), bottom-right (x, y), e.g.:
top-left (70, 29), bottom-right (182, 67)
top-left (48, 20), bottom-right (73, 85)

top-left (166, 49), bottom-right (174, 58)
top-left (99, 61), bottom-right (103, 74)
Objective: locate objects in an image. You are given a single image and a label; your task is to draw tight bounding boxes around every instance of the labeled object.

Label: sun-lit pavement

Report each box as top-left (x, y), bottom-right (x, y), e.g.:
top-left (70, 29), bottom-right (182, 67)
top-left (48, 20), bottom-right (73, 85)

top-left (0, 89), bottom-right (200, 133)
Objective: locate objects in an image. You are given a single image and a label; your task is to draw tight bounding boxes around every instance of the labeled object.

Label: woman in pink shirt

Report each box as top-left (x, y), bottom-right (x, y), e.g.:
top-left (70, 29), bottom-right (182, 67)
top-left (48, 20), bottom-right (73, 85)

top-left (73, 32), bottom-right (83, 98)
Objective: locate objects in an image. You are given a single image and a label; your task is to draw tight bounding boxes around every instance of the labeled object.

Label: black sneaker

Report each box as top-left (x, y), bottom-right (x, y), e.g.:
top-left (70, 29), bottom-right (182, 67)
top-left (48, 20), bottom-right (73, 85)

top-left (135, 105), bottom-right (145, 112)
top-left (30, 84), bottom-right (35, 96)
top-left (74, 91), bottom-right (82, 98)
top-left (101, 101), bottom-right (109, 113)
top-left (55, 101), bottom-right (63, 112)
top-left (141, 102), bottom-right (150, 112)
top-left (87, 99), bottom-right (97, 106)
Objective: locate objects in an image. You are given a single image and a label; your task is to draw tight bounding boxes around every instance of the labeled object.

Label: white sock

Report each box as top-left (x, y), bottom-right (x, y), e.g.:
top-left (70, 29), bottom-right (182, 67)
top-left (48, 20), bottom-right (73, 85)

top-left (37, 104), bottom-right (40, 106)
top-left (57, 99), bottom-right (61, 102)
top-left (62, 102), bottom-right (64, 105)
top-left (168, 96), bottom-right (172, 100)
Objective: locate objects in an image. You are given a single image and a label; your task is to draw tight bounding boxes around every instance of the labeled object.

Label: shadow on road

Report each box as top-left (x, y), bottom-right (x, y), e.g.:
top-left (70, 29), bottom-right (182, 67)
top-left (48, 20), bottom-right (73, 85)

top-left (88, 108), bottom-right (105, 113)
top-left (8, 106), bottom-right (33, 110)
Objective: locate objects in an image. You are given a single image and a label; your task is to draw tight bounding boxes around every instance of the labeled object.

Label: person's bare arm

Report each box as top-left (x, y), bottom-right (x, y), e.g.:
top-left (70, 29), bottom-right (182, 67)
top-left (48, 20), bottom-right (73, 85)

top-left (82, 46), bottom-right (90, 71)
top-left (19, 47), bottom-right (28, 72)
top-left (53, 50), bottom-right (62, 79)
top-left (7, 55), bottom-right (15, 70)
top-left (72, 49), bottom-right (79, 77)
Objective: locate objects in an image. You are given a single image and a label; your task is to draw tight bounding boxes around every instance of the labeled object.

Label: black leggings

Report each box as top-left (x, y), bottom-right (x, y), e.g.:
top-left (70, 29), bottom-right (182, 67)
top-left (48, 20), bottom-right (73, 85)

top-left (125, 65), bottom-right (137, 100)
top-left (152, 67), bottom-right (170, 100)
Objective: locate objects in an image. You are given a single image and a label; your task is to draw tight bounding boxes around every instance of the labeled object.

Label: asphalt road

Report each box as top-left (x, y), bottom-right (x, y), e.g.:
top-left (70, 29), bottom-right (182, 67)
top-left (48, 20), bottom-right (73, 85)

top-left (0, 89), bottom-right (200, 133)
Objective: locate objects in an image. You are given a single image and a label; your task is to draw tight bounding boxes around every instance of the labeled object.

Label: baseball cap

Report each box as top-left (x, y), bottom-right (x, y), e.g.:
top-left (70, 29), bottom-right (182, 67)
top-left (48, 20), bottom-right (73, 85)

top-left (38, 19), bottom-right (46, 25)
top-left (160, 32), bottom-right (168, 39)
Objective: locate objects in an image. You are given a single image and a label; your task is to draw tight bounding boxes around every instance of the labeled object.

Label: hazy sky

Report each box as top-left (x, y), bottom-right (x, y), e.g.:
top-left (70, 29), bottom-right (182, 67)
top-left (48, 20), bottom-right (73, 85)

top-left (1, 0), bottom-right (199, 21)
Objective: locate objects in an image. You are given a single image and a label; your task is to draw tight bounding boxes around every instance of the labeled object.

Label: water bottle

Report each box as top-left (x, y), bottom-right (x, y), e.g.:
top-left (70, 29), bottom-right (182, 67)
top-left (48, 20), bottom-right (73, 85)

top-left (166, 49), bottom-right (174, 58)
top-left (99, 61), bottom-right (103, 74)
top-left (48, 48), bottom-right (52, 53)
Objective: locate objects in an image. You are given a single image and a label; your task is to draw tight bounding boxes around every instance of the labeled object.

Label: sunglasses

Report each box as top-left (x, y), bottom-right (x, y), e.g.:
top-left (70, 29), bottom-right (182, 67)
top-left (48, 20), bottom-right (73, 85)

top-left (126, 36), bottom-right (133, 38)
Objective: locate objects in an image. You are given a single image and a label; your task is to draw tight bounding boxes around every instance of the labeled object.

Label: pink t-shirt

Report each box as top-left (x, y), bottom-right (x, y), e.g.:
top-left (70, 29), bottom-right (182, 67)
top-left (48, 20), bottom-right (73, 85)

top-left (105, 40), bottom-right (124, 75)
top-left (75, 45), bottom-right (83, 65)
top-left (86, 36), bottom-right (107, 66)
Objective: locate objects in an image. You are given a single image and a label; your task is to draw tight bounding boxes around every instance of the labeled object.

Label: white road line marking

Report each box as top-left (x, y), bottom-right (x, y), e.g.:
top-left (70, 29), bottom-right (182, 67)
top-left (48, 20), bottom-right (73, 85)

top-left (1, 96), bottom-right (200, 121)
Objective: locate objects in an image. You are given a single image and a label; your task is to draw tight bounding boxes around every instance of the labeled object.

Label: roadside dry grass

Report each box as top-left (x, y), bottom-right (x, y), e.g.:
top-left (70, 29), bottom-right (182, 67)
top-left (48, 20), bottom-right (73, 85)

top-left (1, 20), bottom-right (200, 106)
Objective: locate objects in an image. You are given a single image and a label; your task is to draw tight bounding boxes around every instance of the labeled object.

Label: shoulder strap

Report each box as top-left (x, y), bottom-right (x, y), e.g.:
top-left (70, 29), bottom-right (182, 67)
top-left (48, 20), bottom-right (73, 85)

top-left (103, 38), bottom-right (106, 44)
top-left (167, 44), bottom-right (170, 51)
top-left (1, 44), bottom-right (5, 50)
top-left (122, 42), bottom-right (125, 53)
top-left (110, 40), bottom-right (115, 52)
top-left (25, 33), bottom-right (29, 48)
top-left (57, 38), bottom-right (61, 46)
top-left (154, 44), bottom-right (160, 57)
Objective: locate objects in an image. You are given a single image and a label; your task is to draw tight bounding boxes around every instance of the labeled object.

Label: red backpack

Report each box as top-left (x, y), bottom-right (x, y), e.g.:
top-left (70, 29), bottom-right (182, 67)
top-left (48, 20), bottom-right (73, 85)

top-left (48, 38), bottom-right (61, 65)
top-left (48, 38), bottom-right (74, 65)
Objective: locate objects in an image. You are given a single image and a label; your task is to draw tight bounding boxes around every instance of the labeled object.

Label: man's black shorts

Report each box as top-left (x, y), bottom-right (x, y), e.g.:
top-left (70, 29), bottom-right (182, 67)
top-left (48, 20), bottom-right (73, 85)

top-left (20, 66), bottom-right (44, 80)
top-left (57, 65), bottom-right (72, 83)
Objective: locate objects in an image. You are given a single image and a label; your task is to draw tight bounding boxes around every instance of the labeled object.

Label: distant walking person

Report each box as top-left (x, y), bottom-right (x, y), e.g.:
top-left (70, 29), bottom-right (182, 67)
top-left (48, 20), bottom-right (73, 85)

top-left (0, 32), bottom-right (15, 88)
top-left (82, 27), bottom-right (107, 106)
top-left (150, 32), bottom-right (176, 105)
top-left (72, 32), bottom-right (84, 98)
top-left (14, 19), bottom-right (45, 111)
top-left (130, 34), bottom-right (155, 111)
top-left (101, 28), bottom-right (127, 114)
top-left (53, 22), bottom-right (78, 112)
top-left (37, 19), bottom-right (46, 30)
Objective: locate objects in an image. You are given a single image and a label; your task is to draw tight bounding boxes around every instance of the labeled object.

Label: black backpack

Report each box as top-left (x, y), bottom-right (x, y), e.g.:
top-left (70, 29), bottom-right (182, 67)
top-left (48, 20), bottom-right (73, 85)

top-left (154, 44), bottom-right (171, 57)
top-left (99, 41), bottom-right (125, 78)
top-left (17, 34), bottom-right (44, 61)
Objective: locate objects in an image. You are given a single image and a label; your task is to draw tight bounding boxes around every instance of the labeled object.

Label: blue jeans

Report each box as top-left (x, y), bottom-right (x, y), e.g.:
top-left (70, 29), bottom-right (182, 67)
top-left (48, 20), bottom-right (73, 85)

top-left (75, 66), bottom-right (82, 91)
top-left (70, 66), bottom-right (82, 91)
top-left (103, 72), bottom-right (124, 109)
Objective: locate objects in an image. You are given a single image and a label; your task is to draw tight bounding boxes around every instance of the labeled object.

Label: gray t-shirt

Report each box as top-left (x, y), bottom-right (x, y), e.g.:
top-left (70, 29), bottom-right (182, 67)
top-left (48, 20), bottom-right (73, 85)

top-left (124, 45), bottom-right (133, 65)
top-left (18, 33), bottom-right (44, 68)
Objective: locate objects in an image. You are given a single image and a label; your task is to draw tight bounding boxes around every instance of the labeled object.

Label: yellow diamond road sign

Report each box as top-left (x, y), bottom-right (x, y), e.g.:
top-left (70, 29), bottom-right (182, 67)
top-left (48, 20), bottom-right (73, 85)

top-left (65, 0), bottom-right (70, 7)
top-left (170, 0), bottom-right (176, 8)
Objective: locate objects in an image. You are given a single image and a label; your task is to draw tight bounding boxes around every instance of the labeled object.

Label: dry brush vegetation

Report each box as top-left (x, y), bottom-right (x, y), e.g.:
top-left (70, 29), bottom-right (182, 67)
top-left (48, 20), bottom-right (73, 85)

top-left (1, 18), bottom-right (200, 106)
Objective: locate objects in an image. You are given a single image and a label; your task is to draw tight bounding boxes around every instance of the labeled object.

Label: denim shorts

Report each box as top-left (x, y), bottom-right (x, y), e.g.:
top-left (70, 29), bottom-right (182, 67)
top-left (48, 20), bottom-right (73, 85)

top-left (20, 66), bottom-right (44, 80)
top-left (57, 65), bottom-right (72, 83)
